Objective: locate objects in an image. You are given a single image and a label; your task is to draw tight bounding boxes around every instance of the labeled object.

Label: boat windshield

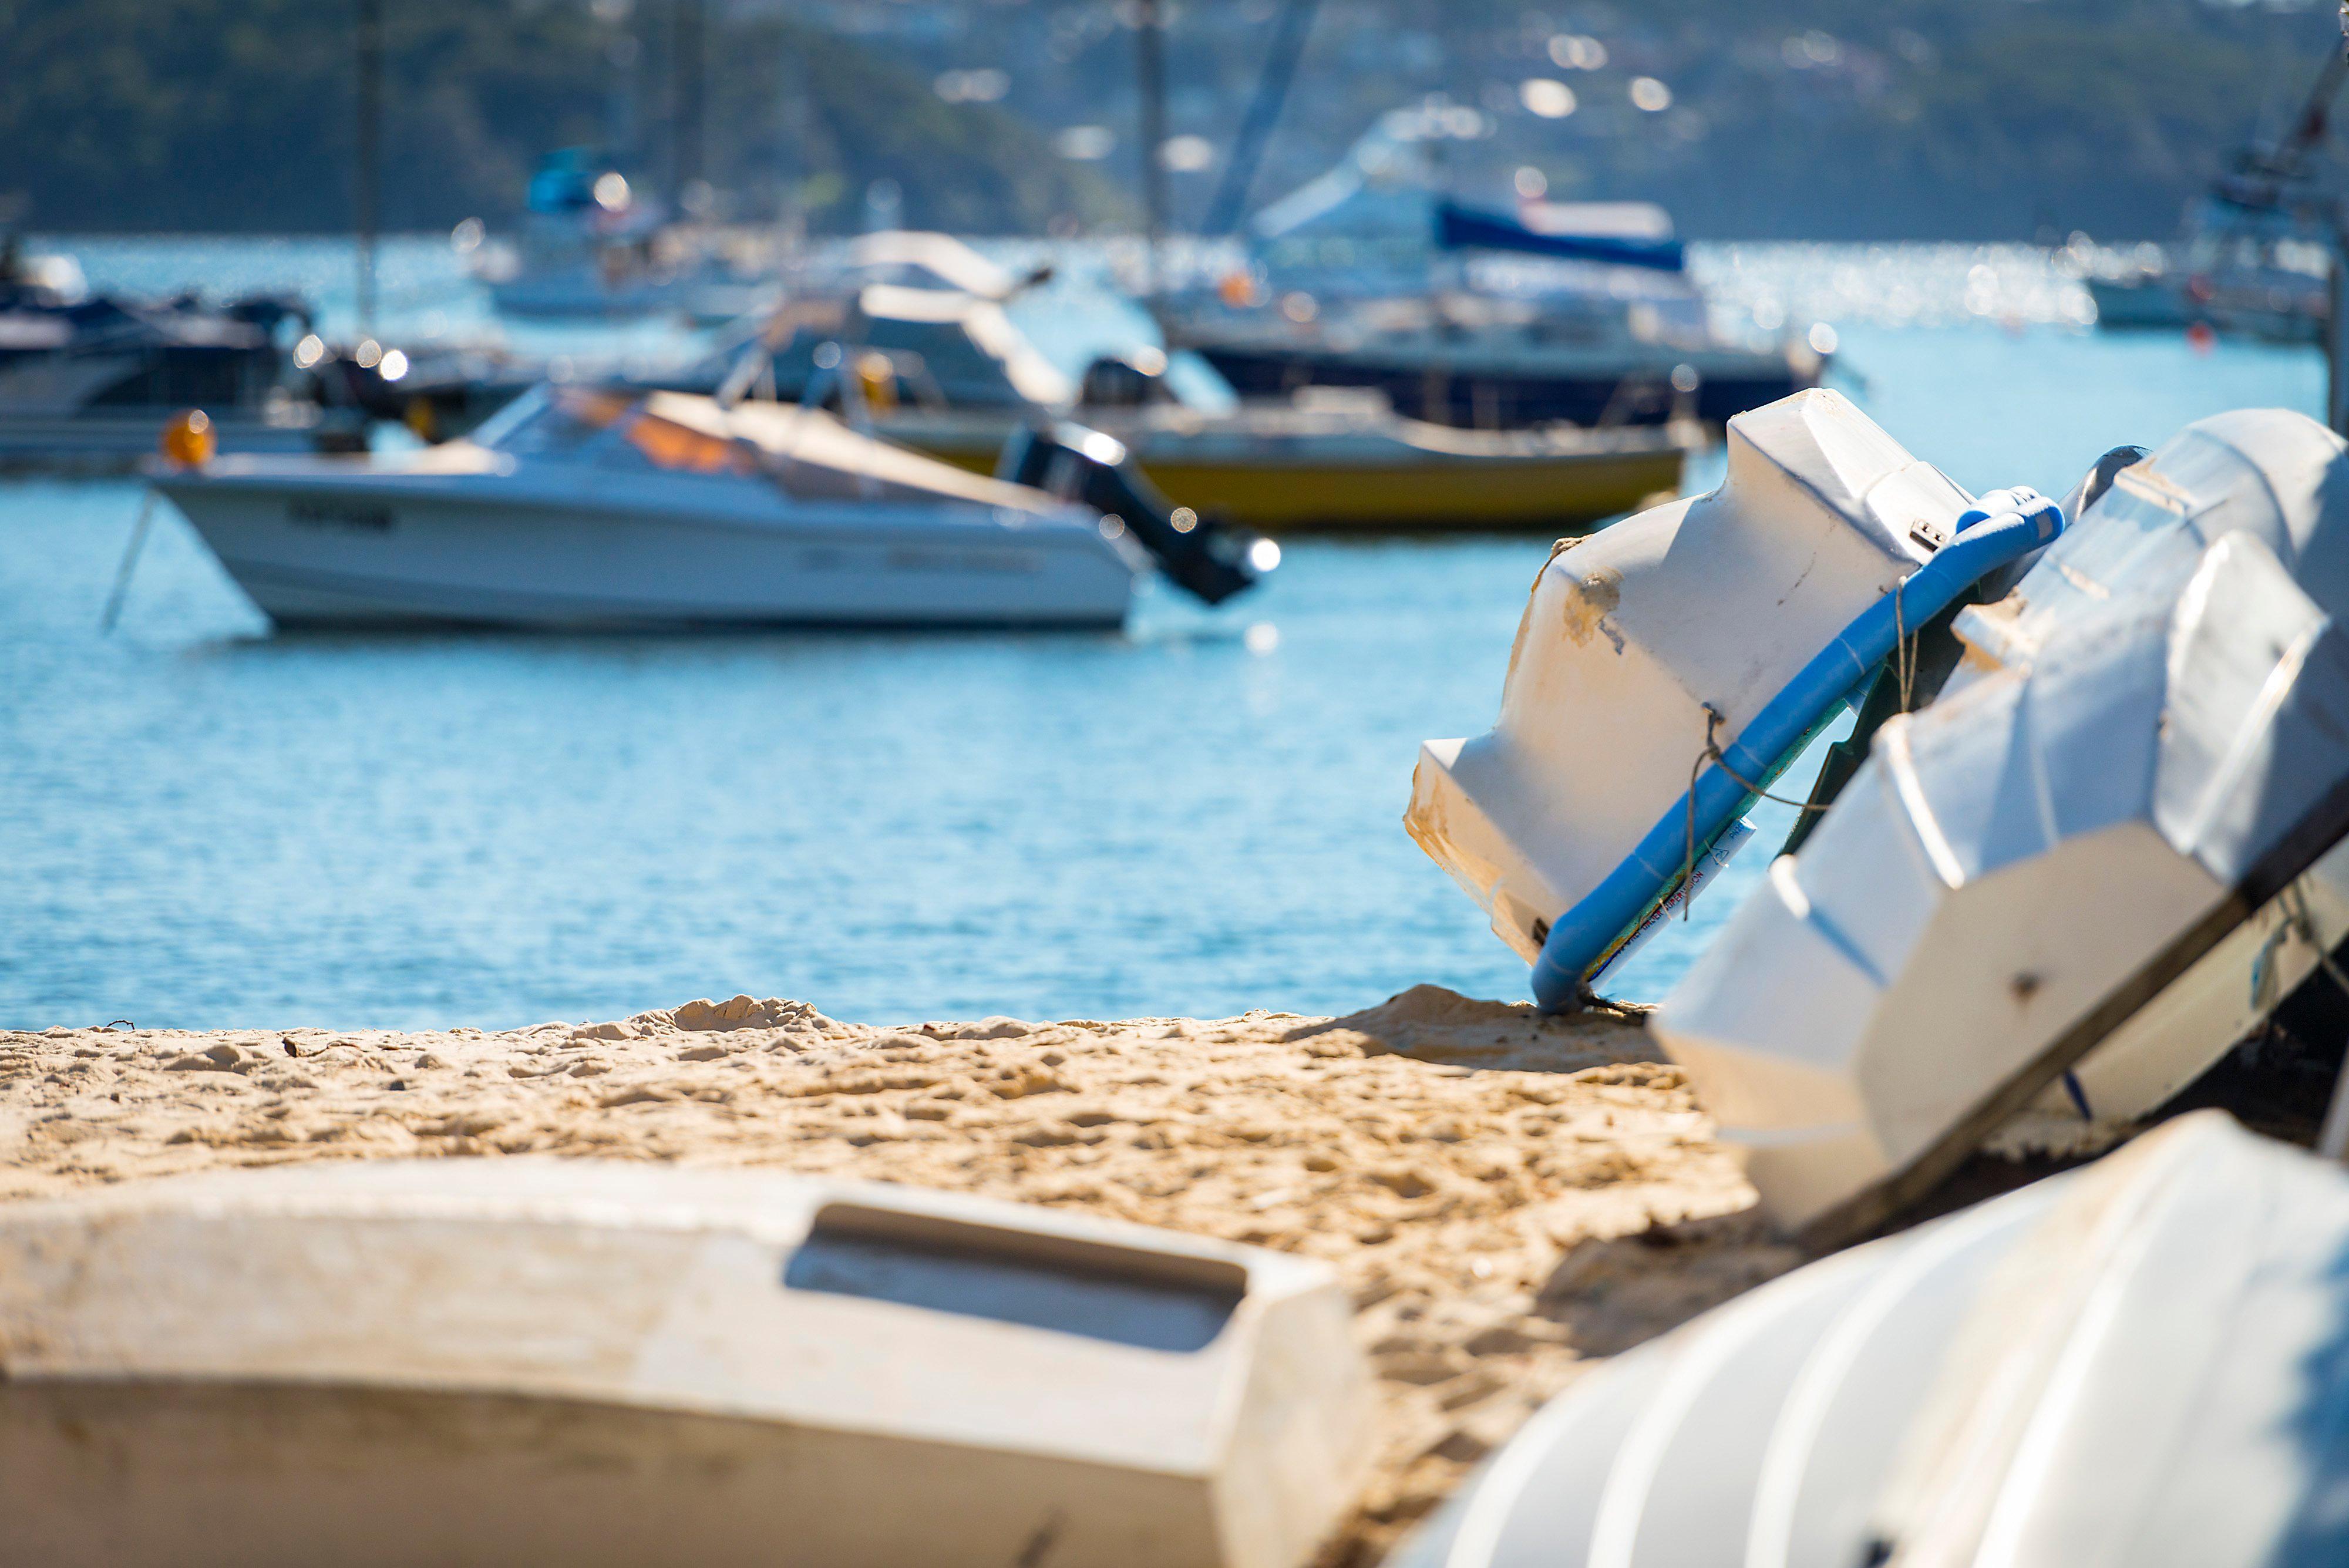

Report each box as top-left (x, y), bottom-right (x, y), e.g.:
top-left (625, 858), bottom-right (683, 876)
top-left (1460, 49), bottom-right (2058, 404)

top-left (473, 385), bottom-right (755, 475)
top-left (470, 384), bottom-right (625, 455)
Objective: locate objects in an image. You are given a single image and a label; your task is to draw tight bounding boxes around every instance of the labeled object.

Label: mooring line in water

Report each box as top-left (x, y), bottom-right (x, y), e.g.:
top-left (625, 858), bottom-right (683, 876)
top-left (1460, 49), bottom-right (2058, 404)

top-left (100, 490), bottom-right (157, 634)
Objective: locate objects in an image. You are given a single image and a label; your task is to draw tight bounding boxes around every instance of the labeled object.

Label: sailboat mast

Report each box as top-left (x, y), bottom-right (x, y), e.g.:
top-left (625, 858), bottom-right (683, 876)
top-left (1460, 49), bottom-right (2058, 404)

top-left (1206, 0), bottom-right (1320, 237)
top-left (1135, 0), bottom-right (1169, 296)
top-left (354, 0), bottom-right (382, 337)
top-left (671, 0), bottom-right (706, 211)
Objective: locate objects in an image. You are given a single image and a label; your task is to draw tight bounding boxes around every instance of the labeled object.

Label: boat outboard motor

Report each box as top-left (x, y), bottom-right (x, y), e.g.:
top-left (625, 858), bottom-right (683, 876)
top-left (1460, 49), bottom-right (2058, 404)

top-left (1656, 408), bottom-right (2349, 1238)
top-left (1076, 353), bottom-right (1171, 410)
top-left (999, 421), bottom-right (1277, 606)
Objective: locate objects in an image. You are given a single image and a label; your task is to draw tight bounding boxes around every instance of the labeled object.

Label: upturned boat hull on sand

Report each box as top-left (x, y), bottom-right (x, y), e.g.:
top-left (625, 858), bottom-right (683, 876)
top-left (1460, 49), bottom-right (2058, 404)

top-left (1655, 409), bottom-right (2349, 1235)
top-left (1409, 391), bottom-right (2349, 1238)
top-left (1389, 1113), bottom-right (2349, 1568)
top-left (0, 1159), bottom-right (1373, 1568)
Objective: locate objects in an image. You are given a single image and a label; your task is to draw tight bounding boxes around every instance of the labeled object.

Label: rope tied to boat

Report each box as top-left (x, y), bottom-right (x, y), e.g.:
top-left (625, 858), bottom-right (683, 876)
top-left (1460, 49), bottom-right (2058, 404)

top-left (1672, 567), bottom-right (1933, 922)
top-left (1536, 491), bottom-right (2065, 1012)
top-left (1894, 580), bottom-right (1918, 713)
top-left (1680, 704), bottom-right (1834, 921)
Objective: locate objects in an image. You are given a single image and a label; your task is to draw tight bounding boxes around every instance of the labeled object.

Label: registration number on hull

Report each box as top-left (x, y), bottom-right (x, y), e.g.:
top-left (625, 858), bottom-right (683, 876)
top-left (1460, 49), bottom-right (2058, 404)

top-left (288, 500), bottom-right (395, 533)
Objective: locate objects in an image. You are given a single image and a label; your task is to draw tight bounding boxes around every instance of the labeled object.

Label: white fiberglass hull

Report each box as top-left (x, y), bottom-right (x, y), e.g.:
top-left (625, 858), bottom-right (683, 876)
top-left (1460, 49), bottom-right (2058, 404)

top-left (1390, 1115), bottom-right (2349, 1568)
top-left (1655, 410), bottom-right (2349, 1235)
top-left (155, 460), bottom-right (1136, 630)
top-left (0, 1159), bottom-right (1374, 1568)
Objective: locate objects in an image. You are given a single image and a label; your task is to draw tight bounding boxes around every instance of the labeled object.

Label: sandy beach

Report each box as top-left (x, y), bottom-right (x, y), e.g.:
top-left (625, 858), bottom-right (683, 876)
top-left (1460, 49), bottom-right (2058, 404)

top-left (1, 984), bottom-right (1800, 1563)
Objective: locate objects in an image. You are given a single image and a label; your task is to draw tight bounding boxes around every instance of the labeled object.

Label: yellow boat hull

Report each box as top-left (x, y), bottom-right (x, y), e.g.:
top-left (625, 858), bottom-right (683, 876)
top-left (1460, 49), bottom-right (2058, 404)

top-left (1118, 448), bottom-right (1682, 532)
top-left (891, 419), bottom-right (1686, 534)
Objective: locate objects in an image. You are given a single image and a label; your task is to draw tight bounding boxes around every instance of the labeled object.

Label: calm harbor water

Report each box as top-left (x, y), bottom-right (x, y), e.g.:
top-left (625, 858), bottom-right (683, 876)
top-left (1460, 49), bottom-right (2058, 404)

top-left (0, 238), bottom-right (2326, 1029)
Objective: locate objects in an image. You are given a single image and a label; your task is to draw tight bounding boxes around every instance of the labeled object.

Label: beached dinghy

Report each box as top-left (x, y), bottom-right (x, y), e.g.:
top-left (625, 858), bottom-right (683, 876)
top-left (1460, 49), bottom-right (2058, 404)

top-left (1385, 1111), bottom-right (2349, 1568)
top-left (0, 1158), bottom-right (1372, 1568)
top-left (150, 384), bottom-right (1273, 630)
top-left (1654, 408), bottom-right (2349, 1233)
top-left (1408, 387), bottom-right (2349, 1230)
top-left (1406, 388), bottom-right (2026, 996)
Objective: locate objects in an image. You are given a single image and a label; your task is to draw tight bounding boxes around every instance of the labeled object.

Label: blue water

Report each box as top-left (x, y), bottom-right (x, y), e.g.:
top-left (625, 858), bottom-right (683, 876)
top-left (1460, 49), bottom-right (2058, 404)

top-left (0, 239), bottom-right (2326, 1029)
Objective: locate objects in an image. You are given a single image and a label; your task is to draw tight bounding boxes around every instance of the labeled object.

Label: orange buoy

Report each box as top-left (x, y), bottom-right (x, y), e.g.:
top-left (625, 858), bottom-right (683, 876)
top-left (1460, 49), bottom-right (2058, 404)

top-left (160, 408), bottom-right (216, 466)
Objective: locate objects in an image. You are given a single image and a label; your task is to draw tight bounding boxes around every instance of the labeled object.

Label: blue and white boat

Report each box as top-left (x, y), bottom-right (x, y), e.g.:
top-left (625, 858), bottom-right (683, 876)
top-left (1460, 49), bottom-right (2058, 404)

top-left (1155, 106), bottom-right (1825, 430)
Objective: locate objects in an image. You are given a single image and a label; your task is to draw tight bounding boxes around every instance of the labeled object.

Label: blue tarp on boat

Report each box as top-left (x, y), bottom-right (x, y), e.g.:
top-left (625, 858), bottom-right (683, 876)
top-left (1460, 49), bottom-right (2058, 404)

top-left (1433, 200), bottom-right (1685, 272)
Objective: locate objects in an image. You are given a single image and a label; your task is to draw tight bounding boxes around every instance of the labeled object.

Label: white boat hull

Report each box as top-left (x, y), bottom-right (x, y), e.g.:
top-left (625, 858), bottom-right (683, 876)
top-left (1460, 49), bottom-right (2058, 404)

top-left (1654, 410), bottom-right (2349, 1233)
top-left (0, 1159), bottom-right (1374, 1568)
top-left (1391, 1114), bottom-right (2349, 1568)
top-left (157, 463), bottom-right (1136, 630)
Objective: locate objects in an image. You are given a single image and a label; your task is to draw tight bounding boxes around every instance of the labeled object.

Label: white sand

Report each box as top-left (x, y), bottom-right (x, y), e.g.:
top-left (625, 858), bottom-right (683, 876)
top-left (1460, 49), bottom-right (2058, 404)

top-left (1, 984), bottom-right (1800, 1563)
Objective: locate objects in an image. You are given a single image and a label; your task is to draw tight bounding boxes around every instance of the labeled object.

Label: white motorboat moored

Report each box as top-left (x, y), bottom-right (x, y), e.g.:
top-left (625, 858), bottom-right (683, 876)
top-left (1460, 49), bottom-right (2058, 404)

top-left (151, 385), bottom-right (1274, 630)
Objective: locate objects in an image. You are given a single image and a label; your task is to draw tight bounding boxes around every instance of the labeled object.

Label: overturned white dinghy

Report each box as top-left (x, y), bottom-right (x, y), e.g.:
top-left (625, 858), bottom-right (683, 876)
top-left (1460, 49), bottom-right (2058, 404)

top-left (1657, 408), bottom-right (2349, 1234)
top-left (0, 1159), bottom-right (1372, 1568)
top-left (1408, 388), bottom-right (2048, 1007)
top-left (1385, 1111), bottom-right (2349, 1568)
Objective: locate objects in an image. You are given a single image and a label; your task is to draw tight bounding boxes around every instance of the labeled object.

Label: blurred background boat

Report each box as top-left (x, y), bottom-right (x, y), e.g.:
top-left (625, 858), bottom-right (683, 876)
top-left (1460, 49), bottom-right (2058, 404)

top-left (471, 149), bottom-right (775, 324)
top-left (678, 237), bottom-right (1688, 534)
top-left (2083, 49), bottom-right (2344, 345)
top-left (1151, 106), bottom-right (1828, 431)
top-left (0, 234), bottom-right (341, 470)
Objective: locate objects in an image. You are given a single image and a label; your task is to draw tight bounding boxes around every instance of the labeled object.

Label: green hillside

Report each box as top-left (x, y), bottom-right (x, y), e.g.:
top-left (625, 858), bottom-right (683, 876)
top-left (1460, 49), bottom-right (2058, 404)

top-left (0, 0), bottom-right (1136, 234)
top-left (5, 0), bottom-right (2343, 240)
